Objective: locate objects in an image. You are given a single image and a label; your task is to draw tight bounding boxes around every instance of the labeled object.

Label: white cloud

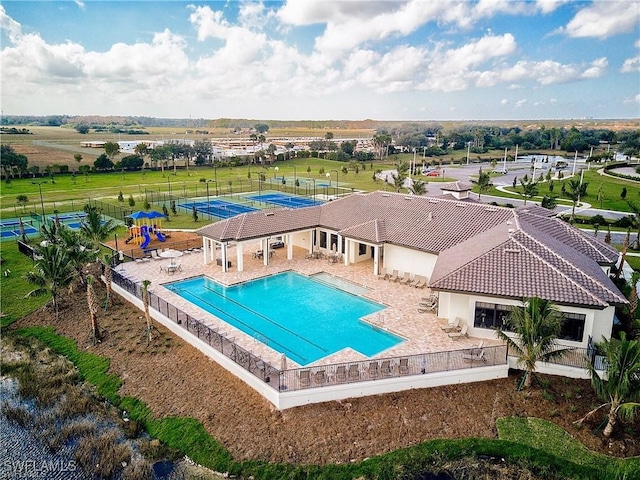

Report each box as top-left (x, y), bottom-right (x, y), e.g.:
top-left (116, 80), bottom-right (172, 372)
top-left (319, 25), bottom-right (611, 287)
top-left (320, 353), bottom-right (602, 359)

top-left (501, 98), bottom-right (509, 105)
top-left (623, 94), bottom-right (640, 104)
top-left (74, 1), bottom-right (85, 10)
top-left (0, 5), bottom-right (22, 42)
top-left (621, 55), bottom-right (640, 73)
top-left (560, 1), bottom-right (640, 39)
top-left (515, 98), bottom-right (527, 108)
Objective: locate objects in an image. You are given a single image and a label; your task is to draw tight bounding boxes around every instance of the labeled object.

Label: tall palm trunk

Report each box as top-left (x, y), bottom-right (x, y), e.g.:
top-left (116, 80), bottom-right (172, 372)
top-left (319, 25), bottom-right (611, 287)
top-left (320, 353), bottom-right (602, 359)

top-left (103, 259), bottom-right (112, 310)
top-left (86, 275), bottom-right (99, 345)
top-left (604, 401), bottom-right (619, 438)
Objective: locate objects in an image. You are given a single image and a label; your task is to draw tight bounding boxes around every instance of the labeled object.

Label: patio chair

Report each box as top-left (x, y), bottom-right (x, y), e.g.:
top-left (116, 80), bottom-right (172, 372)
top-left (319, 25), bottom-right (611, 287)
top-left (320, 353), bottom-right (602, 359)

top-left (440, 317), bottom-right (461, 332)
top-left (463, 340), bottom-right (486, 362)
top-left (380, 360), bottom-right (392, 377)
top-left (348, 364), bottom-right (360, 381)
top-left (399, 358), bottom-right (410, 375)
top-left (448, 324), bottom-right (469, 340)
top-left (399, 272), bottom-right (411, 284)
top-left (387, 270), bottom-right (399, 282)
top-left (368, 362), bottom-right (379, 379)
top-left (412, 275), bottom-right (426, 288)
top-left (377, 268), bottom-right (388, 281)
top-left (422, 293), bottom-right (437, 302)
top-left (150, 250), bottom-right (162, 261)
top-left (299, 370), bottom-right (311, 387)
top-left (335, 365), bottom-right (347, 383)
top-left (314, 370), bottom-right (327, 385)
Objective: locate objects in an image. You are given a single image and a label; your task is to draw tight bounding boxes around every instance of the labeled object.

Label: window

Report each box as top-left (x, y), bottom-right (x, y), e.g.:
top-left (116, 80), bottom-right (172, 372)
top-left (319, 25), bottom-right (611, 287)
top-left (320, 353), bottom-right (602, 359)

top-left (330, 233), bottom-right (338, 251)
top-left (474, 302), bottom-right (512, 331)
top-left (560, 312), bottom-right (585, 342)
top-left (358, 243), bottom-right (367, 255)
top-left (319, 231), bottom-right (327, 248)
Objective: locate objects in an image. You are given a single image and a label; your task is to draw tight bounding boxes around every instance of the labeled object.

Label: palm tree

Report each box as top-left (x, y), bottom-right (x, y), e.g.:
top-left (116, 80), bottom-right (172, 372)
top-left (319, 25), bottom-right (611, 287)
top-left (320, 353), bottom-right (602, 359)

top-left (576, 332), bottom-right (640, 438)
top-left (519, 178), bottom-right (539, 205)
top-left (100, 253), bottom-right (114, 311)
top-left (496, 297), bottom-right (570, 388)
top-left (565, 178), bottom-right (588, 222)
top-left (472, 168), bottom-right (492, 201)
top-left (24, 243), bottom-right (75, 320)
top-left (80, 204), bottom-right (119, 247)
top-left (408, 178), bottom-right (428, 196)
top-left (142, 280), bottom-right (152, 346)
top-left (86, 274), bottom-right (100, 345)
top-left (391, 161), bottom-right (409, 192)
top-left (625, 200), bottom-right (640, 249)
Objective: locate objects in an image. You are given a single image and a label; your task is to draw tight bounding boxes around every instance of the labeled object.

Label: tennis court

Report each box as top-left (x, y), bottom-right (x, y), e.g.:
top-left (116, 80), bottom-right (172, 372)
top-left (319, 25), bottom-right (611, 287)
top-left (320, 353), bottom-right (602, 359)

top-left (179, 199), bottom-right (258, 219)
top-left (248, 193), bottom-right (320, 208)
top-left (0, 218), bottom-right (38, 239)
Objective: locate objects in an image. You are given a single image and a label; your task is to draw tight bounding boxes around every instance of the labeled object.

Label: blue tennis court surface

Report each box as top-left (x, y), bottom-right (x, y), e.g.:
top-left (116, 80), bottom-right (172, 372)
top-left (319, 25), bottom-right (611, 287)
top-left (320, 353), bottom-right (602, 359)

top-left (248, 193), bottom-right (320, 208)
top-left (1, 225), bottom-right (38, 238)
top-left (179, 199), bottom-right (258, 219)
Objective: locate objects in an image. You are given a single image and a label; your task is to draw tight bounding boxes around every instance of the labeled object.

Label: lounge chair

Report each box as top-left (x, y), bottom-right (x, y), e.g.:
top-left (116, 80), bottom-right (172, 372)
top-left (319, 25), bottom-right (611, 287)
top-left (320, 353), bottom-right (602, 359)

top-left (348, 364), bottom-right (360, 381)
top-left (150, 250), bottom-right (162, 261)
top-left (449, 324), bottom-right (469, 340)
top-left (380, 360), bottom-right (392, 377)
top-left (299, 370), bottom-right (311, 387)
top-left (377, 268), bottom-right (388, 281)
top-left (413, 275), bottom-right (426, 288)
top-left (409, 275), bottom-right (420, 287)
top-left (335, 365), bottom-right (347, 383)
top-left (418, 297), bottom-right (438, 313)
top-left (314, 370), bottom-right (327, 385)
top-left (399, 272), bottom-right (411, 284)
top-left (440, 317), bottom-right (461, 333)
top-left (399, 358), bottom-right (409, 375)
top-left (387, 269), bottom-right (399, 282)
top-left (368, 362), bottom-right (379, 379)
top-left (463, 340), bottom-right (486, 362)
top-left (422, 294), bottom-right (437, 302)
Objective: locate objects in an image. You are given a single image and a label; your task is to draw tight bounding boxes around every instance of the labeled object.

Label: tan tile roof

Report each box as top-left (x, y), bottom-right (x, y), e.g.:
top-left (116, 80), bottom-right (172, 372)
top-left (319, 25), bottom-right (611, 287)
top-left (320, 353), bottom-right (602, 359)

top-left (439, 181), bottom-right (473, 192)
top-left (196, 191), bottom-right (624, 308)
top-left (430, 223), bottom-right (627, 308)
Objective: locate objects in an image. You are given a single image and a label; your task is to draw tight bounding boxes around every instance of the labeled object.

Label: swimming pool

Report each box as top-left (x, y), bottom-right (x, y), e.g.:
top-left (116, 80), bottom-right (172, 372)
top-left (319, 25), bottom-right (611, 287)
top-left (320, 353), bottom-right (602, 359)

top-left (165, 272), bottom-right (402, 365)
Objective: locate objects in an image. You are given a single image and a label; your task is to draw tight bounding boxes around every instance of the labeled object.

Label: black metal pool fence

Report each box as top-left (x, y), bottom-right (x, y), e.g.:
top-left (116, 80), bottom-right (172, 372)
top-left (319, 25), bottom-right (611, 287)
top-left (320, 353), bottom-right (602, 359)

top-left (112, 268), bottom-right (515, 394)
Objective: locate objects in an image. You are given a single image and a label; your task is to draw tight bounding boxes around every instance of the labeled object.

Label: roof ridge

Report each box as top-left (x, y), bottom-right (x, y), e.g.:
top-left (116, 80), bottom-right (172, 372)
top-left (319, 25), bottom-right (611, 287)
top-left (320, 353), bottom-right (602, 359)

top-left (516, 231), bottom-right (613, 306)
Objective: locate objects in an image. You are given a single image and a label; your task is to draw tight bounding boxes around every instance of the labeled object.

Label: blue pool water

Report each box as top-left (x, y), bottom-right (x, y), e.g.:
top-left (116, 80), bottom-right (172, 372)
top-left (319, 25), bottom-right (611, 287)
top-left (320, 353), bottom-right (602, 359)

top-left (166, 271), bottom-right (401, 365)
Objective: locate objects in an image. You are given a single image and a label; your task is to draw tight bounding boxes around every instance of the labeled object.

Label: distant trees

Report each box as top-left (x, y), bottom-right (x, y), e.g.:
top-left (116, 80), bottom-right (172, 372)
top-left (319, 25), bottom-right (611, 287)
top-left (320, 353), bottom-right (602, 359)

top-left (75, 124), bottom-right (89, 134)
top-left (93, 153), bottom-right (114, 171)
top-left (115, 154), bottom-right (144, 171)
top-left (1, 144), bottom-right (28, 178)
top-left (103, 141), bottom-right (120, 160)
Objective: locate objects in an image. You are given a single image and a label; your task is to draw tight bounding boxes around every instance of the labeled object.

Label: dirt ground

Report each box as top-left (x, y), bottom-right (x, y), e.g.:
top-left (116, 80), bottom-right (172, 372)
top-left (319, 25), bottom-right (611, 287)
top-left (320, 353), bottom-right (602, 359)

top-left (14, 271), bottom-right (640, 466)
top-left (103, 231), bottom-right (202, 259)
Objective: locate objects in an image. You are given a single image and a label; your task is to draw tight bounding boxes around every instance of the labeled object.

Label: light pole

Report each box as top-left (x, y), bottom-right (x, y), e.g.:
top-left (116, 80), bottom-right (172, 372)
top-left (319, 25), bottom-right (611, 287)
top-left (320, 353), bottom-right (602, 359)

top-left (274, 166), bottom-right (280, 191)
top-left (213, 160), bottom-right (219, 195)
top-left (31, 181), bottom-right (46, 218)
top-left (310, 178), bottom-right (316, 203)
top-left (292, 166), bottom-right (297, 194)
top-left (327, 169), bottom-right (339, 197)
top-left (167, 175), bottom-right (171, 196)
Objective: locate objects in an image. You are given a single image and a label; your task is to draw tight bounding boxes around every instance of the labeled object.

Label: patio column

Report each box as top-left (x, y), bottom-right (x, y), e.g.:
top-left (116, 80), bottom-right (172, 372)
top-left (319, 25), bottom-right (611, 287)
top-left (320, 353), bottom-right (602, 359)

top-left (337, 234), bottom-right (343, 254)
top-left (343, 238), bottom-right (349, 266)
top-left (221, 243), bottom-right (228, 272)
top-left (263, 239), bottom-right (269, 266)
top-left (308, 229), bottom-right (314, 254)
top-left (236, 242), bottom-right (244, 272)
top-left (287, 234), bottom-right (293, 260)
top-left (373, 245), bottom-right (380, 275)
top-left (201, 237), bottom-right (207, 265)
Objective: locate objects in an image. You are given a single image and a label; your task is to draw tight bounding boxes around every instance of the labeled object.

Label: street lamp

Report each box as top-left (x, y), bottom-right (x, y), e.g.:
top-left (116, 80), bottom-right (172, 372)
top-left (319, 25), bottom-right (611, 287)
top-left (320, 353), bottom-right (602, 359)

top-left (326, 169), bottom-right (339, 197)
top-left (310, 178), bottom-right (316, 203)
top-left (31, 181), bottom-right (46, 218)
top-left (274, 166), bottom-right (279, 179)
top-left (213, 160), bottom-right (219, 195)
top-left (292, 166), bottom-right (297, 193)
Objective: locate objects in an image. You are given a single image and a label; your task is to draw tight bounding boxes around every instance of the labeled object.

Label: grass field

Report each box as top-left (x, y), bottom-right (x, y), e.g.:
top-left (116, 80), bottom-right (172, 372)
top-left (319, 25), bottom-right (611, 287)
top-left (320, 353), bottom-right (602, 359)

top-left (2, 126), bottom-right (638, 223)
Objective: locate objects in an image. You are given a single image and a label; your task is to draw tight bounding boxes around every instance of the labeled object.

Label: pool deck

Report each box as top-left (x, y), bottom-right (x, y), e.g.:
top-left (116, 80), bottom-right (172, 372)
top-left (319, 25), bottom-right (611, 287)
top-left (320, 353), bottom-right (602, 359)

top-left (117, 242), bottom-right (501, 370)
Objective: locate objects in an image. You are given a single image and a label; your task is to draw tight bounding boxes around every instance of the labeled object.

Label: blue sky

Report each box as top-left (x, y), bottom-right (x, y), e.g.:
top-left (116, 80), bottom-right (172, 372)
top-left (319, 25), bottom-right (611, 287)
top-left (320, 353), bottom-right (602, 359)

top-left (1, 0), bottom-right (639, 120)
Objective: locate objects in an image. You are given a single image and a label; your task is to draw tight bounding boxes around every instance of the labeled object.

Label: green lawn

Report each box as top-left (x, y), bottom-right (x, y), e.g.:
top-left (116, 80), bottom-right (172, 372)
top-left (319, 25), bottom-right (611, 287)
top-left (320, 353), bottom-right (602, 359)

top-left (0, 242), bottom-right (49, 328)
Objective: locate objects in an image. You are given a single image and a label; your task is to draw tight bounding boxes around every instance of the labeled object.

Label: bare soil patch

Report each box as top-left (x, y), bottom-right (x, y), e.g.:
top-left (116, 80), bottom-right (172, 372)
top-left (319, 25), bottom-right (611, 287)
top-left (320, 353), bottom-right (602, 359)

top-left (14, 272), bottom-right (640, 465)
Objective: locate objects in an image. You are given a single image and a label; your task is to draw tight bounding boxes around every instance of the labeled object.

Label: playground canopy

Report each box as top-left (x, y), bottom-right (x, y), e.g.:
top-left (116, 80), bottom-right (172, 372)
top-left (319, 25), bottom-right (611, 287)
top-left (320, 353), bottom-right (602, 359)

top-left (128, 210), bottom-right (165, 221)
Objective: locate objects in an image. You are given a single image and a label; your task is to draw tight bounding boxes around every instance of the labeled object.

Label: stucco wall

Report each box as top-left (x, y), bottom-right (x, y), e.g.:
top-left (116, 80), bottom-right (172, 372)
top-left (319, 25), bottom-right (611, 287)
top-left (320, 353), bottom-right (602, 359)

top-left (384, 244), bottom-right (438, 280)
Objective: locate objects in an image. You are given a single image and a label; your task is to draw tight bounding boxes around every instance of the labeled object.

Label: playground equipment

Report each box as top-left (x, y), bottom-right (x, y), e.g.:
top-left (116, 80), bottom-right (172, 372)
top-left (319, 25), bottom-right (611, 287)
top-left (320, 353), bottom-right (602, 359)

top-left (125, 211), bottom-right (167, 248)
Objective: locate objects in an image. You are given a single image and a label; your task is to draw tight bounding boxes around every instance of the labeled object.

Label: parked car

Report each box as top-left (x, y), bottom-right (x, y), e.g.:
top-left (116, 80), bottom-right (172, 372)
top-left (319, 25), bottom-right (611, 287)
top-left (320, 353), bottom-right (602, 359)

top-left (425, 170), bottom-right (440, 177)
